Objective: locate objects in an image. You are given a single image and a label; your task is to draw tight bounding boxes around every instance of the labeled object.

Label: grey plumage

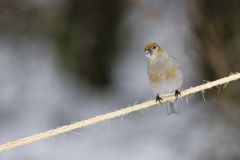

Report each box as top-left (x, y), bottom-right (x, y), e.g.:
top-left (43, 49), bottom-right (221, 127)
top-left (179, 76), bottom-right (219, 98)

top-left (144, 42), bottom-right (183, 115)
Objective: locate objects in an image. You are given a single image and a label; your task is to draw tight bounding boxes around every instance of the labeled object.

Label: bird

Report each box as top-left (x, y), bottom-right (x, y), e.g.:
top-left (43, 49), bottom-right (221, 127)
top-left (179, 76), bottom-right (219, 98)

top-left (144, 42), bottom-right (183, 114)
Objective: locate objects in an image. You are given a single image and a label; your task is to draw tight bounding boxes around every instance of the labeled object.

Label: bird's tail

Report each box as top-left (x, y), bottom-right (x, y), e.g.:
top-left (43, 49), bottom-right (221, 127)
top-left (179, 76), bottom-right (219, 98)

top-left (167, 102), bottom-right (180, 115)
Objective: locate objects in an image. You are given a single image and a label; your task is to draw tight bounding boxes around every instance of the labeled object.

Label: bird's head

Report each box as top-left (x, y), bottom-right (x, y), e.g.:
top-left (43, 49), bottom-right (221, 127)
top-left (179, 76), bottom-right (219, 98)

top-left (144, 42), bottom-right (164, 59)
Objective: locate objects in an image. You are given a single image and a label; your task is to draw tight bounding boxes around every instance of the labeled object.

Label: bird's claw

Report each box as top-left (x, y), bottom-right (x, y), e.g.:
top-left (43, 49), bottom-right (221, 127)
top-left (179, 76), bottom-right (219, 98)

top-left (156, 94), bottom-right (163, 104)
top-left (175, 90), bottom-right (181, 99)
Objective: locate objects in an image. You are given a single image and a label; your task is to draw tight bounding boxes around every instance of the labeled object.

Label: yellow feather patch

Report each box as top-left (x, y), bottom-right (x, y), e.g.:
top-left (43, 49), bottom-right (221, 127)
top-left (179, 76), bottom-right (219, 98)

top-left (148, 72), bottom-right (161, 84)
top-left (148, 68), bottom-right (176, 84)
top-left (165, 68), bottom-right (176, 80)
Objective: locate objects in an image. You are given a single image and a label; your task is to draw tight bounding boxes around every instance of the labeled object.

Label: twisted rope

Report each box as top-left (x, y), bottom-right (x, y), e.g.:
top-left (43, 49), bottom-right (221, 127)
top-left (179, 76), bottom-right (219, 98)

top-left (0, 73), bottom-right (239, 152)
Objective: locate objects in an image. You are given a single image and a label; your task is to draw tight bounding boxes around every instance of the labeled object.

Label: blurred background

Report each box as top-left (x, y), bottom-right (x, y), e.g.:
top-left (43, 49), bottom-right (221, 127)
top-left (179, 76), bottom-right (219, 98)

top-left (0, 0), bottom-right (240, 159)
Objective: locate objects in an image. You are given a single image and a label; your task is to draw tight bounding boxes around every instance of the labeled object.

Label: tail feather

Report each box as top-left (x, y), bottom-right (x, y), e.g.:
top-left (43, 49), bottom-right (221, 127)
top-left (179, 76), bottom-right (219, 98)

top-left (167, 102), bottom-right (180, 115)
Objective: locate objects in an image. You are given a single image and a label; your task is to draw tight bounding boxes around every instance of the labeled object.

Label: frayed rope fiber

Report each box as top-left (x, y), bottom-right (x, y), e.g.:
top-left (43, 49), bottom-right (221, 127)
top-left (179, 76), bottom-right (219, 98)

top-left (0, 73), bottom-right (239, 152)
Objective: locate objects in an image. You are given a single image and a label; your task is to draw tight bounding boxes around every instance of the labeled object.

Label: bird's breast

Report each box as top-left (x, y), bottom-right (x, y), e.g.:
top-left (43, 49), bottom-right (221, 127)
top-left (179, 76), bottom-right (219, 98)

top-left (148, 72), bottom-right (161, 84)
top-left (148, 60), bottom-right (177, 84)
top-left (165, 67), bottom-right (177, 80)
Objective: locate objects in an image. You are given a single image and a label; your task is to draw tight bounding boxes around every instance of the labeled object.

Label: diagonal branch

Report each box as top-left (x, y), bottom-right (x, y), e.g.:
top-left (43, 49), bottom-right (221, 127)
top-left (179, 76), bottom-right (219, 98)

top-left (0, 73), bottom-right (239, 152)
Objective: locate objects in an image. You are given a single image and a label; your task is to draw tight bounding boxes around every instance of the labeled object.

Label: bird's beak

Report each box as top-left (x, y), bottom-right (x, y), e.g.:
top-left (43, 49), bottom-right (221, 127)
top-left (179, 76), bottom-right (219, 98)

top-left (145, 49), bottom-right (152, 58)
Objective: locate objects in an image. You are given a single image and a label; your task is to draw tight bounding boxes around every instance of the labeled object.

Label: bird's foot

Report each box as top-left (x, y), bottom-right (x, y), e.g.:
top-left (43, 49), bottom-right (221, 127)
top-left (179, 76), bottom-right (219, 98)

top-left (175, 90), bottom-right (181, 99)
top-left (156, 94), bottom-right (163, 104)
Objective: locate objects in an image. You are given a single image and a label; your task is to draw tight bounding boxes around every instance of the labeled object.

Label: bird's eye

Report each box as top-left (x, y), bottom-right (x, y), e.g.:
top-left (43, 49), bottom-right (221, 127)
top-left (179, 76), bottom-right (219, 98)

top-left (153, 46), bottom-right (156, 49)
